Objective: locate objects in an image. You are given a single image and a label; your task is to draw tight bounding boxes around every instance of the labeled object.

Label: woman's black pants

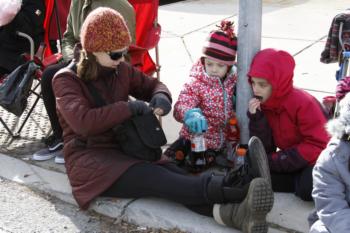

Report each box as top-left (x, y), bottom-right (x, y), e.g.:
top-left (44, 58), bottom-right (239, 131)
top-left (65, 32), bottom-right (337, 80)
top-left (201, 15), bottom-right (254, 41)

top-left (41, 61), bottom-right (68, 139)
top-left (102, 162), bottom-right (213, 216)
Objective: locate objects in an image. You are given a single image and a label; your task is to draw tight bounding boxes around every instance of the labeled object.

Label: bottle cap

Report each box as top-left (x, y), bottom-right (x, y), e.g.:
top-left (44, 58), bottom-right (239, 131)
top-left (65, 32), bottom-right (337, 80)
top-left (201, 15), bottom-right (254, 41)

top-left (229, 118), bottom-right (237, 125)
top-left (236, 147), bottom-right (247, 156)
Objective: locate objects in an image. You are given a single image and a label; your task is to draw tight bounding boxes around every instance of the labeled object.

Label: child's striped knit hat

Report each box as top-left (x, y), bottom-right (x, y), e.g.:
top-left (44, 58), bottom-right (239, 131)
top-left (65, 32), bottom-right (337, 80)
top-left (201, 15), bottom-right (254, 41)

top-left (80, 7), bottom-right (131, 53)
top-left (202, 21), bottom-right (237, 65)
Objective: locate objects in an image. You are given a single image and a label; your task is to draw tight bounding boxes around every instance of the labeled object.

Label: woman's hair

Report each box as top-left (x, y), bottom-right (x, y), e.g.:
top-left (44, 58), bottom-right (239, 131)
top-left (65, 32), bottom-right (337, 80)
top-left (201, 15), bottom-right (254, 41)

top-left (77, 50), bottom-right (99, 81)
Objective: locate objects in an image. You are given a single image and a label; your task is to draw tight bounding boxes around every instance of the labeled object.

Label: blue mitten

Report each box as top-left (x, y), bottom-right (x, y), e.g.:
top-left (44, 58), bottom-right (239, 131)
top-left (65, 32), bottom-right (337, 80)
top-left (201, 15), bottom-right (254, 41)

top-left (184, 108), bottom-right (208, 133)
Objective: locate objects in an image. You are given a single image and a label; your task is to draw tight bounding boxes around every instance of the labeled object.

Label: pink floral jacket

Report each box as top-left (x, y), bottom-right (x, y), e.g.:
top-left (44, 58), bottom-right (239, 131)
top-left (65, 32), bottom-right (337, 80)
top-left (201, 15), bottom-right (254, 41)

top-left (174, 60), bottom-right (237, 150)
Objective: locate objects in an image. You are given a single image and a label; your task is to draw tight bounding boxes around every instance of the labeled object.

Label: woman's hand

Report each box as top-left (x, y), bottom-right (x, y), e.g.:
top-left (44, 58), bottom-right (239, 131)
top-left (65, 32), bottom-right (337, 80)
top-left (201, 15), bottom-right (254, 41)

top-left (248, 98), bottom-right (261, 114)
top-left (128, 100), bottom-right (152, 116)
top-left (153, 107), bottom-right (164, 116)
top-left (149, 93), bottom-right (172, 116)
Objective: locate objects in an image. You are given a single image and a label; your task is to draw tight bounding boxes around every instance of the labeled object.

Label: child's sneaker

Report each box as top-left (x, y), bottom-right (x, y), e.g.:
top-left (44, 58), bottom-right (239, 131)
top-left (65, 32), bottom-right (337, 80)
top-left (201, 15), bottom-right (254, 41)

top-left (54, 151), bottom-right (65, 164)
top-left (44, 135), bottom-right (63, 152)
top-left (213, 178), bottom-right (274, 233)
top-left (32, 148), bottom-right (62, 161)
top-left (33, 135), bottom-right (63, 161)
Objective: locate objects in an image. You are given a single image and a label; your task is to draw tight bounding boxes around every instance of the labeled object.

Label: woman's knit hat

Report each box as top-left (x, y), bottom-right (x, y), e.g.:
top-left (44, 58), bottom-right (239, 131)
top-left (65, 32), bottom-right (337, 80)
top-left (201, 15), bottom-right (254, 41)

top-left (80, 7), bottom-right (131, 53)
top-left (202, 20), bottom-right (238, 65)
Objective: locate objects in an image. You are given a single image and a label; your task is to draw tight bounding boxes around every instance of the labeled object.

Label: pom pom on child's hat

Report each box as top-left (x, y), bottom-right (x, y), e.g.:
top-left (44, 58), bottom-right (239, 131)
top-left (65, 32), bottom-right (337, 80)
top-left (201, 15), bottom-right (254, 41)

top-left (80, 7), bottom-right (131, 53)
top-left (202, 20), bottom-right (238, 66)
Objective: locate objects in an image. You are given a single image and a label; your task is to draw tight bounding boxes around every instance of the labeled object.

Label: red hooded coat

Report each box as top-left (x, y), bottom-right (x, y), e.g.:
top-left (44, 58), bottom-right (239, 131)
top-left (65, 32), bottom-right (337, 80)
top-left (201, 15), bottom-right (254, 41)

top-left (248, 49), bottom-right (330, 172)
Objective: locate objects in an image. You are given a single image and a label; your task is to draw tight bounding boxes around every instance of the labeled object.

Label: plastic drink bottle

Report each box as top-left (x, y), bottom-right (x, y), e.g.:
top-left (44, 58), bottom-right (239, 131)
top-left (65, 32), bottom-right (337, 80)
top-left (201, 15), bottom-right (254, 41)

top-left (234, 147), bottom-right (247, 170)
top-left (191, 133), bottom-right (206, 152)
top-left (226, 117), bottom-right (240, 162)
top-left (190, 132), bottom-right (207, 170)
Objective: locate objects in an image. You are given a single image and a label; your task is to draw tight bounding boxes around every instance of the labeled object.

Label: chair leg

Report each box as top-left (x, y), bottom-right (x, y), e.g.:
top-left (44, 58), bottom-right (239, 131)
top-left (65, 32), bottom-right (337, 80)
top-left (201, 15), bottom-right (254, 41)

top-left (155, 44), bottom-right (162, 126)
top-left (15, 93), bottom-right (41, 135)
top-left (0, 79), bottom-right (42, 138)
top-left (0, 117), bottom-right (19, 138)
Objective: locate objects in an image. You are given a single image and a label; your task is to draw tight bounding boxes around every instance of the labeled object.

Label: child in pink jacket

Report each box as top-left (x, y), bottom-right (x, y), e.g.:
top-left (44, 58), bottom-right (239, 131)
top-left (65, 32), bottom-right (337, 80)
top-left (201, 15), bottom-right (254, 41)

top-left (167, 21), bottom-right (238, 169)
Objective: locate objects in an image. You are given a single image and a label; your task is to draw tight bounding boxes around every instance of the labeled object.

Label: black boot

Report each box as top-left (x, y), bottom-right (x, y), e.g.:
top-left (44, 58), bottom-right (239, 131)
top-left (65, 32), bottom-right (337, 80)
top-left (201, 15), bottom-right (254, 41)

top-left (247, 136), bottom-right (271, 186)
top-left (206, 172), bottom-right (251, 204)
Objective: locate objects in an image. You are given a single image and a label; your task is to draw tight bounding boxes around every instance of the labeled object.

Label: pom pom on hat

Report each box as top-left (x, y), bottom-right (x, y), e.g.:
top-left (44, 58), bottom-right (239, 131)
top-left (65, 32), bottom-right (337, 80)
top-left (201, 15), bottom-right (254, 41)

top-left (202, 20), bottom-right (238, 65)
top-left (80, 7), bottom-right (131, 52)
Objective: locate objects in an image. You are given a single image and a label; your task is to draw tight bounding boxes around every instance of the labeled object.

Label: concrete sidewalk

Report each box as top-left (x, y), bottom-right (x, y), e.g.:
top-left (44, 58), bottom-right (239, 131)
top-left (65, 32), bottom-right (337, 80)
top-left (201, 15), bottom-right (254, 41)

top-left (0, 0), bottom-right (349, 232)
top-left (0, 152), bottom-right (311, 233)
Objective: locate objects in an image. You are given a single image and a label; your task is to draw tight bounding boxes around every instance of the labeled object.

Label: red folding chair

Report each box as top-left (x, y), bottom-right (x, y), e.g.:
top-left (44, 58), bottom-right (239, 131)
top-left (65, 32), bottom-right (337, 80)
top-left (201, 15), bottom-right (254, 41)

top-left (0, 0), bottom-right (64, 138)
top-left (128, 0), bottom-right (161, 79)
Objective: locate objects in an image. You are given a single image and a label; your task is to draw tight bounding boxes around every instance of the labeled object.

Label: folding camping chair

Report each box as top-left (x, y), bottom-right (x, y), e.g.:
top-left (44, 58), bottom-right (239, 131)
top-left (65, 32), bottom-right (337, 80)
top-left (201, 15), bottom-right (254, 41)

top-left (127, 0), bottom-right (163, 124)
top-left (0, 32), bottom-right (42, 137)
top-left (0, 0), bottom-right (64, 138)
top-left (128, 0), bottom-right (161, 79)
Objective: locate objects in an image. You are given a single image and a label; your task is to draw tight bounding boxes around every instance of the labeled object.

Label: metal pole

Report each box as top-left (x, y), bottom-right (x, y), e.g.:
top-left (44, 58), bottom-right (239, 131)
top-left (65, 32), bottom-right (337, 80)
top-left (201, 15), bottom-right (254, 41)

top-left (53, 0), bottom-right (62, 52)
top-left (17, 32), bottom-right (34, 60)
top-left (236, 0), bottom-right (262, 144)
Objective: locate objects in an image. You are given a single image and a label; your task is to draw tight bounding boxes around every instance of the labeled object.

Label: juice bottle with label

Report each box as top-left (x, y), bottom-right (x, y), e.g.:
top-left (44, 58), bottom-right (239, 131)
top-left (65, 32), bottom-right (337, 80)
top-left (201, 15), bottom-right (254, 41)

top-left (226, 117), bottom-right (240, 163)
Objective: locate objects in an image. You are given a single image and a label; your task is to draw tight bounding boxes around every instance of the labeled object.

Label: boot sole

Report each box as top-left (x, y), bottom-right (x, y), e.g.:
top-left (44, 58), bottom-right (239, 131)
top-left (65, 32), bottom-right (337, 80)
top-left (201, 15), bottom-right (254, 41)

top-left (248, 136), bottom-right (271, 186)
top-left (243, 178), bottom-right (274, 233)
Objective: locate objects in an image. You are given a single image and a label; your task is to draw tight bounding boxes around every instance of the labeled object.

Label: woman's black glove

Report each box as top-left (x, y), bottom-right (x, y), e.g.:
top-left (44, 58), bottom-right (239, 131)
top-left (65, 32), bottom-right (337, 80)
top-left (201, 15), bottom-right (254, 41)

top-left (128, 100), bottom-right (152, 116)
top-left (149, 93), bottom-right (172, 116)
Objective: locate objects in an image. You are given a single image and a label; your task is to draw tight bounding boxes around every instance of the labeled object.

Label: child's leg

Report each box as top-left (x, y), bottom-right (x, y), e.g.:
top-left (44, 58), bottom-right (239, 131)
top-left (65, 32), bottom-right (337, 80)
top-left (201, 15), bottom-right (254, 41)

top-left (271, 166), bottom-right (313, 201)
top-left (294, 166), bottom-right (314, 201)
top-left (270, 172), bottom-right (295, 193)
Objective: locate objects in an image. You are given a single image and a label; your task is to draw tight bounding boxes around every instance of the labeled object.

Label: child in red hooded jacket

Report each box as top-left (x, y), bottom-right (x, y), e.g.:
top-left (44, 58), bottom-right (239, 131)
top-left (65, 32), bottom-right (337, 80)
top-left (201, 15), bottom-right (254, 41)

top-left (247, 48), bottom-right (330, 201)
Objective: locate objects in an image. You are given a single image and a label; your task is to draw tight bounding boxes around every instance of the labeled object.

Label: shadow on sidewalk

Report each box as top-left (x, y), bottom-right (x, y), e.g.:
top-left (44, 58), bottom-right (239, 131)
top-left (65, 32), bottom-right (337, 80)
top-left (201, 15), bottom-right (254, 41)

top-left (0, 96), bottom-right (50, 157)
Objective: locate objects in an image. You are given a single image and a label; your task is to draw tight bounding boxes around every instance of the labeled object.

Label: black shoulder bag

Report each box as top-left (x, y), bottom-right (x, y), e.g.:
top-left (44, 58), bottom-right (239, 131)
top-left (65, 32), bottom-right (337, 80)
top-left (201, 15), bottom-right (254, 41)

top-left (85, 82), bottom-right (166, 161)
top-left (0, 61), bottom-right (38, 116)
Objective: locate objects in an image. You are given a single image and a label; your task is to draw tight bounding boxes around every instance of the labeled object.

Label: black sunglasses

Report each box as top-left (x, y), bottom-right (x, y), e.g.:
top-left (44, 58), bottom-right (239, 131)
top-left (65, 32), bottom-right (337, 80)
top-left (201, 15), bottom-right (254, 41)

top-left (107, 50), bottom-right (128, 61)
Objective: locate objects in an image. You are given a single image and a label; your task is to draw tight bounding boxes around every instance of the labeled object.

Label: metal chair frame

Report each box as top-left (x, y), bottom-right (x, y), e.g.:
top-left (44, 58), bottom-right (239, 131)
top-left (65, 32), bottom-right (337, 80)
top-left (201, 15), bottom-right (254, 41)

top-left (0, 32), bottom-right (43, 138)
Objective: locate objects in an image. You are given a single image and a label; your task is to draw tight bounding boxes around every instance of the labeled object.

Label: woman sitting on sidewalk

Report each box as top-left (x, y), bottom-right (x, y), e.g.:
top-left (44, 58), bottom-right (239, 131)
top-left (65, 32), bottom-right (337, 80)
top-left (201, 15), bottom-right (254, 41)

top-left (52, 7), bottom-right (274, 233)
